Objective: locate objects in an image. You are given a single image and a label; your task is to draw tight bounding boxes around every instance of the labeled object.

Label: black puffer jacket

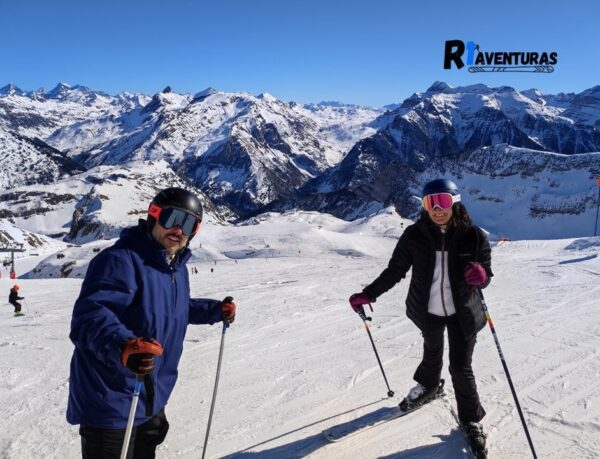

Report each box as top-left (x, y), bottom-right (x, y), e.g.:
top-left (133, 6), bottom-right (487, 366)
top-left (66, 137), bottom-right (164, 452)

top-left (363, 216), bottom-right (492, 340)
top-left (9, 290), bottom-right (23, 304)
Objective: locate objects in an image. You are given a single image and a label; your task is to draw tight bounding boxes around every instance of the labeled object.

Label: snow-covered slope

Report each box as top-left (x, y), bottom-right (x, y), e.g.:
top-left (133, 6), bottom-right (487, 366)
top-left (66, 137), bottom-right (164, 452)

top-left (0, 219), bottom-right (67, 258)
top-left (0, 160), bottom-right (225, 243)
top-left (562, 85), bottom-right (600, 128)
top-left (0, 211), bottom-right (598, 458)
top-left (0, 128), bottom-right (84, 189)
top-left (413, 145), bottom-right (600, 240)
top-left (301, 101), bottom-right (381, 153)
top-left (24, 208), bottom-right (410, 279)
top-left (272, 145), bottom-right (600, 239)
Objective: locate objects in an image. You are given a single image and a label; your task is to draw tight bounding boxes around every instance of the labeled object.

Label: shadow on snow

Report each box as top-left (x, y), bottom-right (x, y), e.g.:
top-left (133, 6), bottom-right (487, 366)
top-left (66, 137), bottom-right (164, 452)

top-left (222, 402), bottom-right (470, 458)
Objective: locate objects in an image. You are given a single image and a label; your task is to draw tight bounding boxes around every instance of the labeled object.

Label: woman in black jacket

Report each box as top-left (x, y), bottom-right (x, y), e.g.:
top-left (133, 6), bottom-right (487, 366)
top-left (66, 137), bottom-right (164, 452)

top-left (349, 178), bottom-right (492, 454)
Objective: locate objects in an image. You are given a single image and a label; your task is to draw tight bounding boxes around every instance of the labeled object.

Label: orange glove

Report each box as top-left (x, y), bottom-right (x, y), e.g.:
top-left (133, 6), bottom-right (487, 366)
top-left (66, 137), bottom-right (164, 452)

top-left (121, 338), bottom-right (164, 375)
top-left (221, 296), bottom-right (236, 324)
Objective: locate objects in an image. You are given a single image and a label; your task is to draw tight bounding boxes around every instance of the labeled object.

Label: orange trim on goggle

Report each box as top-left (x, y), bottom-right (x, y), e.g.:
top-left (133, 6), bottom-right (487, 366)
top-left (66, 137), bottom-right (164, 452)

top-left (148, 203), bottom-right (201, 236)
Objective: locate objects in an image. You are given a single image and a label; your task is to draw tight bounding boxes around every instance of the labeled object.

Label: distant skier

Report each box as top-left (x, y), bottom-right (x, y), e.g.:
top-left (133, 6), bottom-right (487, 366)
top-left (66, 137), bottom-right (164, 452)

top-left (67, 187), bottom-right (237, 458)
top-left (8, 284), bottom-right (24, 316)
top-left (349, 179), bottom-right (491, 456)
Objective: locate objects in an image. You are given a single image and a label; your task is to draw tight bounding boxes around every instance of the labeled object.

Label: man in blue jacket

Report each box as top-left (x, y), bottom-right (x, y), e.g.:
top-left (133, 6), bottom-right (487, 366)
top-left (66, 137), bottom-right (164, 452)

top-left (67, 187), bottom-right (236, 458)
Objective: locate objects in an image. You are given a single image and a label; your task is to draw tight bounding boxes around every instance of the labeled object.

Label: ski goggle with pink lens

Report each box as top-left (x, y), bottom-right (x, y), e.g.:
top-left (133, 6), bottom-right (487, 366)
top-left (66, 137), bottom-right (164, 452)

top-left (422, 193), bottom-right (461, 211)
top-left (148, 203), bottom-right (201, 236)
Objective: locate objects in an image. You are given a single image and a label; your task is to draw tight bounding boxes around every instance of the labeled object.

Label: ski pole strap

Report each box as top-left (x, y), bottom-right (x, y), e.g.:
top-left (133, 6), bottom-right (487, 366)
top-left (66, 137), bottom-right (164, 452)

top-left (143, 374), bottom-right (155, 416)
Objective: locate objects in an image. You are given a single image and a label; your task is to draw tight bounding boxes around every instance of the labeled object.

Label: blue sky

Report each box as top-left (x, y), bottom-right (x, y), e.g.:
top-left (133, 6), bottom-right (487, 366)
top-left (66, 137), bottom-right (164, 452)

top-left (1, 0), bottom-right (598, 106)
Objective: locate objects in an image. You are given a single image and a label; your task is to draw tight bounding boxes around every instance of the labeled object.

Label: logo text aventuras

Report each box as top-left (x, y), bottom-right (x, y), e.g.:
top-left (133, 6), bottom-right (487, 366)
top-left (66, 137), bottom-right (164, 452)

top-left (444, 40), bottom-right (558, 73)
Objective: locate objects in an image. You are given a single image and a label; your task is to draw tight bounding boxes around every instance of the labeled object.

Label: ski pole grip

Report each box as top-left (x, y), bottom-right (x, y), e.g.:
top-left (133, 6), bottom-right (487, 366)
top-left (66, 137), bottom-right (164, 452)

top-left (359, 311), bottom-right (372, 322)
top-left (221, 297), bottom-right (234, 327)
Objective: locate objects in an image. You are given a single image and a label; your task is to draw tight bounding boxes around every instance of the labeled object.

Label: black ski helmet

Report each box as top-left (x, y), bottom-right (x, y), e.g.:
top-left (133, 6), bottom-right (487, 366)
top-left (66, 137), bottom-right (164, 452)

top-left (422, 178), bottom-right (460, 197)
top-left (147, 187), bottom-right (203, 238)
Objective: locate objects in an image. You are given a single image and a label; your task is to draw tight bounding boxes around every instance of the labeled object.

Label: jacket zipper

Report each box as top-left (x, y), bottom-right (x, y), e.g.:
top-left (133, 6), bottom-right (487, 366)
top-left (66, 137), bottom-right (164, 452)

top-left (162, 267), bottom-right (176, 343)
top-left (171, 268), bottom-right (177, 309)
top-left (440, 237), bottom-right (449, 317)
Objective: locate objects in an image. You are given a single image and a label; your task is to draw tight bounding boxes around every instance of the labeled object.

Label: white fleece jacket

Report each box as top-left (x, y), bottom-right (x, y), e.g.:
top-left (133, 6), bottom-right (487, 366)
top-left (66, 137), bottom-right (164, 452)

top-left (427, 249), bottom-right (457, 317)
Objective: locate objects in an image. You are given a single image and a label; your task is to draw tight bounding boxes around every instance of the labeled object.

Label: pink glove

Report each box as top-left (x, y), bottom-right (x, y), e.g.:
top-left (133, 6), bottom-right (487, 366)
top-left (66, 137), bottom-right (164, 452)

top-left (465, 262), bottom-right (489, 287)
top-left (349, 292), bottom-right (372, 313)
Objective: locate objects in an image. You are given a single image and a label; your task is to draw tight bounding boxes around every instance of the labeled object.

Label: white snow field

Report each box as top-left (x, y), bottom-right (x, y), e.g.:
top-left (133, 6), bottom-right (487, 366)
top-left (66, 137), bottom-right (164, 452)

top-left (1, 210), bottom-right (599, 458)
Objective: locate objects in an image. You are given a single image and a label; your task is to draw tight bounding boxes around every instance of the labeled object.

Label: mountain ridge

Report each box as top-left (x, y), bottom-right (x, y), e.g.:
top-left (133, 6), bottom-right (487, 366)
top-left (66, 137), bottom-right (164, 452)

top-left (1, 81), bottom-right (599, 240)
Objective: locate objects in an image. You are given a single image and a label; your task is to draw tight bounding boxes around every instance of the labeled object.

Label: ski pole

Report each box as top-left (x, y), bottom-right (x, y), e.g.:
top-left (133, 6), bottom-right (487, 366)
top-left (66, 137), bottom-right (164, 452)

top-left (477, 289), bottom-right (538, 459)
top-left (357, 304), bottom-right (394, 398)
top-left (120, 374), bottom-right (144, 459)
top-left (201, 320), bottom-right (230, 459)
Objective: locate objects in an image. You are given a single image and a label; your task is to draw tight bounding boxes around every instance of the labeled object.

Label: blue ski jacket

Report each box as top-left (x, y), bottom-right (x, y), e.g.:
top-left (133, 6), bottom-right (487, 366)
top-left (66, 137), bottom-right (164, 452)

top-left (67, 223), bottom-right (223, 429)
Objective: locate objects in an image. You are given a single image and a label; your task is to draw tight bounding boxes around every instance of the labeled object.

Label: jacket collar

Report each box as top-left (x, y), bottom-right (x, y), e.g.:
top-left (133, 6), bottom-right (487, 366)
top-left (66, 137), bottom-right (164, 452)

top-left (416, 214), bottom-right (469, 241)
top-left (116, 220), bottom-right (191, 271)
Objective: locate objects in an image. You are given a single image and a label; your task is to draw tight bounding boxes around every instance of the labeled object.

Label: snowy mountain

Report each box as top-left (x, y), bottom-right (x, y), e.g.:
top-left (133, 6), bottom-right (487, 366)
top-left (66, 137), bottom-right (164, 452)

top-left (0, 82), bottom-right (147, 189)
top-left (378, 81), bottom-right (600, 155)
top-left (301, 101), bottom-right (380, 153)
top-left (2, 81), bottom-right (600, 240)
top-left (38, 87), bottom-right (381, 217)
top-left (0, 128), bottom-right (84, 189)
top-left (562, 85), bottom-right (600, 128)
top-left (273, 144), bottom-right (600, 239)
top-left (274, 83), bottom-right (600, 236)
top-left (0, 160), bottom-right (226, 243)
top-left (0, 82), bottom-right (149, 140)
top-left (420, 145), bottom-right (600, 239)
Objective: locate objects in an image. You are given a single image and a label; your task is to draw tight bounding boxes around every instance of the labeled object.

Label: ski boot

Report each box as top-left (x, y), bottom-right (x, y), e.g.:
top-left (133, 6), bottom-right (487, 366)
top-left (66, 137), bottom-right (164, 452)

top-left (399, 379), bottom-right (445, 413)
top-left (462, 421), bottom-right (488, 458)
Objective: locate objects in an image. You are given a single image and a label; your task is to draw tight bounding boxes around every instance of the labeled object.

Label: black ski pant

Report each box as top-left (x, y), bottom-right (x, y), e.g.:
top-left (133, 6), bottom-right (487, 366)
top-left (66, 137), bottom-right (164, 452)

top-left (413, 313), bottom-right (486, 424)
top-left (79, 408), bottom-right (169, 459)
top-left (9, 301), bottom-right (21, 313)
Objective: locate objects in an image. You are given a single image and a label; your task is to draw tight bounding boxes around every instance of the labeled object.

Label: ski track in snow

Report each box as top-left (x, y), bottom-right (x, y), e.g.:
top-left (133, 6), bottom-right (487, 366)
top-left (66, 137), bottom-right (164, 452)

top-left (1, 233), bottom-right (599, 458)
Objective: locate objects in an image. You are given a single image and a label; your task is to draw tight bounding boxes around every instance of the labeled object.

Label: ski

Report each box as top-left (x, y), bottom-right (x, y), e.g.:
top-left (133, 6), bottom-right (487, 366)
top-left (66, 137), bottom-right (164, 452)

top-left (322, 380), bottom-right (446, 442)
top-left (450, 406), bottom-right (488, 458)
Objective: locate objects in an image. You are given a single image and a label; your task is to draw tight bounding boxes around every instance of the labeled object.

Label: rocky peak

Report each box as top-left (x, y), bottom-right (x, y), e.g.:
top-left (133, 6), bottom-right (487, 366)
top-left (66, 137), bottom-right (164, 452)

top-left (425, 81), bottom-right (452, 93)
top-left (0, 83), bottom-right (25, 96)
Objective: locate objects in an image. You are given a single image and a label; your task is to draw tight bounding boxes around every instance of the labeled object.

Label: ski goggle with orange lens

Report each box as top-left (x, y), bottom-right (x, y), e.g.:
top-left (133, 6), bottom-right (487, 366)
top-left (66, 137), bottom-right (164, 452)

top-left (148, 203), bottom-right (201, 236)
top-left (422, 193), bottom-right (461, 211)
